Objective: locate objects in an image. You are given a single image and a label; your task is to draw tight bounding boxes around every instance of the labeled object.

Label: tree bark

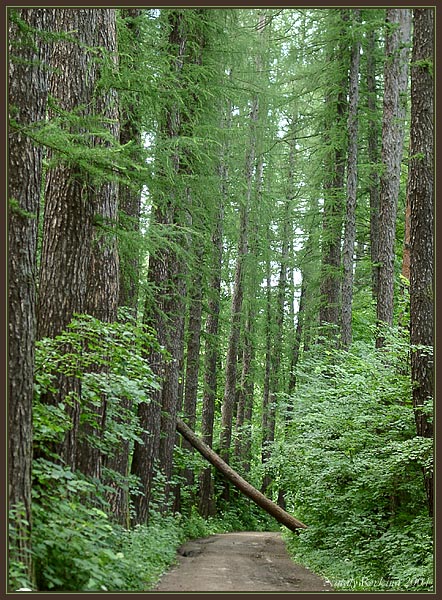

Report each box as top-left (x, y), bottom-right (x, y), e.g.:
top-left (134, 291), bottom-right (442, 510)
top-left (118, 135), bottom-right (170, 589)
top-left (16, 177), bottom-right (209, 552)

top-left (198, 125), bottom-right (227, 517)
top-left (177, 418), bottom-right (307, 531)
top-left (8, 8), bottom-right (52, 581)
top-left (409, 8), bottom-right (434, 517)
top-left (76, 8), bottom-right (120, 481)
top-left (341, 9), bottom-right (361, 349)
top-left (181, 260), bottom-right (204, 490)
top-left (37, 8), bottom-right (100, 470)
top-left (376, 9), bottom-right (411, 346)
top-left (366, 27), bottom-right (381, 301)
top-left (219, 95), bottom-right (257, 465)
top-left (105, 8), bottom-right (142, 528)
top-left (131, 9), bottom-right (208, 520)
top-left (319, 10), bottom-right (349, 340)
top-left (117, 9), bottom-right (143, 314)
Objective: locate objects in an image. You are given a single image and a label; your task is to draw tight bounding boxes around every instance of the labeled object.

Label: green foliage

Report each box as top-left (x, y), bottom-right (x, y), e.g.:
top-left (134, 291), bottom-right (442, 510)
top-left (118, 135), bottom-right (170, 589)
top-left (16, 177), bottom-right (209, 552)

top-left (34, 311), bottom-right (163, 460)
top-left (32, 462), bottom-right (185, 591)
top-left (275, 332), bottom-right (433, 592)
top-left (8, 505), bottom-right (33, 591)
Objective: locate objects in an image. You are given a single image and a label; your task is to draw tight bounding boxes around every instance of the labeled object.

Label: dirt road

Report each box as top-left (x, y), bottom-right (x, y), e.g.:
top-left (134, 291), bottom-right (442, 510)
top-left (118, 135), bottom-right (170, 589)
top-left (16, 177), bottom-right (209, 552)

top-left (155, 531), bottom-right (333, 592)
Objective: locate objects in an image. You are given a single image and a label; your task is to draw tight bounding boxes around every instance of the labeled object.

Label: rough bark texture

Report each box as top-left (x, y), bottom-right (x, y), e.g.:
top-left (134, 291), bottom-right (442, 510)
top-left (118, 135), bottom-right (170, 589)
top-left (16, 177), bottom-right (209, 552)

top-left (401, 195), bottom-right (411, 281)
top-left (366, 28), bottom-right (381, 301)
top-left (376, 9), bottom-right (411, 345)
top-left (409, 8), bottom-right (434, 517)
top-left (341, 9), bottom-right (361, 349)
top-left (37, 9), bottom-right (99, 469)
top-left (117, 8), bottom-right (143, 315)
top-left (177, 419), bottom-right (307, 531)
top-left (76, 8), bottom-right (120, 481)
top-left (8, 8), bottom-right (52, 580)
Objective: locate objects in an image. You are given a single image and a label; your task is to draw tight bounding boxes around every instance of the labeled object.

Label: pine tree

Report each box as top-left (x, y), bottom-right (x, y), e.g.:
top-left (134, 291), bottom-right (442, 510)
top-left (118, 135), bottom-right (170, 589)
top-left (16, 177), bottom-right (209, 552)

top-left (376, 9), bottom-right (412, 345)
top-left (341, 9), bottom-right (361, 349)
top-left (408, 7), bottom-right (434, 517)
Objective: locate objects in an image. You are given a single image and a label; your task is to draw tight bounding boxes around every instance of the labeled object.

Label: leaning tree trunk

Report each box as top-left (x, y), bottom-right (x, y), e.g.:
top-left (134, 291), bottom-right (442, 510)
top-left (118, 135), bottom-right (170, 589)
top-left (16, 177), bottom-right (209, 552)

top-left (177, 418), bottom-right (307, 532)
top-left (409, 8), bottom-right (434, 518)
top-left (8, 8), bottom-right (52, 582)
top-left (376, 9), bottom-right (412, 346)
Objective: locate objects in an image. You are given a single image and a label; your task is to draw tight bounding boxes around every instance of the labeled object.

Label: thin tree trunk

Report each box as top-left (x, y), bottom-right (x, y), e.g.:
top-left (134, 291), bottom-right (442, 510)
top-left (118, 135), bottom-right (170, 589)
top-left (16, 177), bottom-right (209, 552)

top-left (219, 94), bottom-right (258, 466)
top-left (409, 8), bottom-right (434, 517)
top-left (319, 10), bottom-right (349, 340)
top-left (376, 9), bottom-right (412, 346)
top-left (104, 8), bottom-right (142, 528)
top-left (181, 261), bottom-right (204, 490)
top-left (262, 204), bottom-right (290, 493)
top-left (198, 139), bottom-right (227, 517)
top-left (234, 310), bottom-right (254, 474)
top-left (341, 9), bottom-right (361, 349)
top-left (366, 28), bottom-right (381, 301)
top-left (8, 8), bottom-right (52, 581)
top-left (131, 10), bottom-right (207, 520)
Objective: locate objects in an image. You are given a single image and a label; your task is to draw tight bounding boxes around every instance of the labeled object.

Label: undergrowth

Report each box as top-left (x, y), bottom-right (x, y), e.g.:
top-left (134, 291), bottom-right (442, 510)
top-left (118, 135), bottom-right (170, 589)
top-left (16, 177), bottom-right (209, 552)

top-left (276, 331), bottom-right (434, 593)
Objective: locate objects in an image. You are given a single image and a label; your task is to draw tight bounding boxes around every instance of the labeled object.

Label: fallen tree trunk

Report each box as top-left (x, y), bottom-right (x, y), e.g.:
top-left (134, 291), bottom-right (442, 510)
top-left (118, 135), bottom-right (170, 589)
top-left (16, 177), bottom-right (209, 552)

top-left (176, 417), bottom-right (307, 532)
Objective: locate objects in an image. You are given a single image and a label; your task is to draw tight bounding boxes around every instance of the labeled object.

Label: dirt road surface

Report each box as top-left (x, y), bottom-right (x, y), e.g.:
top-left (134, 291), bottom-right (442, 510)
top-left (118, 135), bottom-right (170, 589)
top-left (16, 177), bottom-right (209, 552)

top-left (155, 531), bottom-right (333, 592)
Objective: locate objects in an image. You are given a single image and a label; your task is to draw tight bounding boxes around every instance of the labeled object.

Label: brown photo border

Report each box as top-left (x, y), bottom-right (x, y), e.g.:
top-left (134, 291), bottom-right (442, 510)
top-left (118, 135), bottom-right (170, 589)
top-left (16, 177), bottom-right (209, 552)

top-left (0, 1), bottom-right (439, 599)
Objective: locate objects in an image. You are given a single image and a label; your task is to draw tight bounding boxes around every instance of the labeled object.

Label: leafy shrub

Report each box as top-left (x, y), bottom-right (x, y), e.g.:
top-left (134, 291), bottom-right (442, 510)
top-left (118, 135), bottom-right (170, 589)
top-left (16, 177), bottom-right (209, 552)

top-left (277, 332), bottom-right (433, 592)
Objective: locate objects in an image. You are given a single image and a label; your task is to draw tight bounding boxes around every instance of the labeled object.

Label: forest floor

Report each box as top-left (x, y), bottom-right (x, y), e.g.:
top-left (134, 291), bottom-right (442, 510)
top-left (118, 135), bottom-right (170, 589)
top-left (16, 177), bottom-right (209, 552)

top-left (154, 531), bottom-right (333, 592)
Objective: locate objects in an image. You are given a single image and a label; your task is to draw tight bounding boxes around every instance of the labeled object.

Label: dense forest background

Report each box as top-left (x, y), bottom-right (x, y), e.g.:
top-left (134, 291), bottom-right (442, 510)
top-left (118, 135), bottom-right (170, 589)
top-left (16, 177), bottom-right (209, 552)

top-left (8, 7), bottom-right (434, 592)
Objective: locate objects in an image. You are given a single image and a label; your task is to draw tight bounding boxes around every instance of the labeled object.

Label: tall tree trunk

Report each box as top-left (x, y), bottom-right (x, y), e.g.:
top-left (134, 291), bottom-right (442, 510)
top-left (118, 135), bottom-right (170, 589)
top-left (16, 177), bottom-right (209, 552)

top-left (37, 9), bottom-right (100, 470)
top-left (76, 8), bottom-right (120, 480)
top-left (234, 309), bottom-right (255, 474)
top-left (104, 7), bottom-right (142, 528)
top-left (181, 259), bottom-right (204, 491)
top-left (261, 203), bottom-right (290, 493)
top-left (219, 95), bottom-right (258, 466)
top-left (220, 10), bottom-right (268, 485)
top-left (341, 9), bottom-right (361, 349)
top-left (117, 9), bottom-right (143, 314)
top-left (319, 10), bottom-right (349, 340)
top-left (366, 27), bottom-right (381, 301)
top-left (131, 9), bottom-right (207, 520)
top-left (198, 139), bottom-right (227, 518)
top-left (376, 9), bottom-right (411, 346)
top-left (409, 8), bottom-right (434, 517)
top-left (8, 8), bottom-right (52, 581)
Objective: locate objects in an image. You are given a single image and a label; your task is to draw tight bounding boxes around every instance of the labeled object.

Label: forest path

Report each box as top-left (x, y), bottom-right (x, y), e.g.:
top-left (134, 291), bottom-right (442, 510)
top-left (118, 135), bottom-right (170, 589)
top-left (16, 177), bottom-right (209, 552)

top-left (154, 531), bottom-right (333, 592)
